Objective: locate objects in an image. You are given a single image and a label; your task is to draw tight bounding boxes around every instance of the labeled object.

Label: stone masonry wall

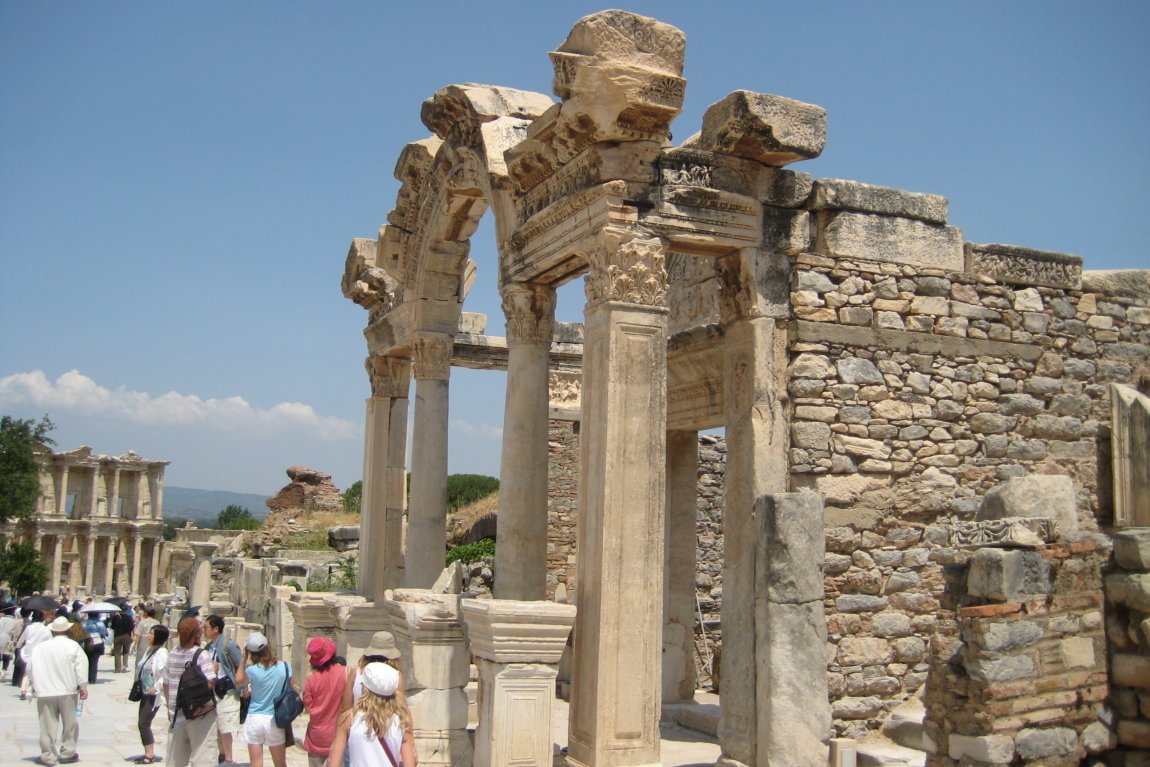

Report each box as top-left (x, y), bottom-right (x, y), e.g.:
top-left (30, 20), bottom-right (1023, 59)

top-left (1105, 529), bottom-right (1150, 760)
top-left (547, 419), bottom-right (579, 600)
top-left (923, 540), bottom-right (1111, 766)
top-left (787, 252), bottom-right (1148, 738)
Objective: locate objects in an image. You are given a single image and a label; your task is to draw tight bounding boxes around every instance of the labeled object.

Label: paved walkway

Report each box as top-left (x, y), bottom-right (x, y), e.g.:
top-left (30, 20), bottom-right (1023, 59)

top-left (0, 653), bottom-right (720, 766)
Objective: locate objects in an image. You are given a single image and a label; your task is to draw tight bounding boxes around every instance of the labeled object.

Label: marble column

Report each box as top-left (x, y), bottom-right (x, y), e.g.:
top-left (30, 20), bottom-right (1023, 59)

top-left (54, 467), bottom-right (69, 516)
top-left (406, 332), bottom-right (453, 589)
top-left (360, 355), bottom-right (412, 600)
top-left (716, 247), bottom-right (793, 767)
top-left (664, 429), bottom-right (699, 702)
top-left (108, 468), bottom-right (121, 518)
top-left (568, 233), bottom-right (668, 767)
top-left (384, 590), bottom-right (472, 767)
top-left (495, 283), bottom-right (556, 601)
top-left (150, 471), bottom-right (164, 519)
top-left (149, 538), bottom-right (161, 595)
top-left (104, 539), bottom-right (116, 594)
top-left (88, 471), bottom-right (100, 517)
top-left (50, 536), bottom-right (64, 593)
top-left (189, 542), bottom-right (219, 609)
top-left (84, 534), bottom-right (97, 593)
top-left (461, 599), bottom-right (576, 767)
top-left (131, 535), bottom-right (143, 595)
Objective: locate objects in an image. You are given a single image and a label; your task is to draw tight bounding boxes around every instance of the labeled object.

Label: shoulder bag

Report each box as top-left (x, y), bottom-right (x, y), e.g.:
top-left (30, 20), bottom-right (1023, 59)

top-left (273, 661), bottom-right (304, 727)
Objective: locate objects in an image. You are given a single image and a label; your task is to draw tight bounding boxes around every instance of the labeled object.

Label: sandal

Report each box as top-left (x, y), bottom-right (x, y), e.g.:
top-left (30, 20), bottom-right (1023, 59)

top-left (129, 757), bottom-right (156, 764)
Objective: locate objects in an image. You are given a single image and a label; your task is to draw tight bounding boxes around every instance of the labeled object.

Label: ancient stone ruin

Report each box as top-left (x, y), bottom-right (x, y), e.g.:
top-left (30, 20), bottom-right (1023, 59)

top-left (335, 9), bottom-right (1150, 767)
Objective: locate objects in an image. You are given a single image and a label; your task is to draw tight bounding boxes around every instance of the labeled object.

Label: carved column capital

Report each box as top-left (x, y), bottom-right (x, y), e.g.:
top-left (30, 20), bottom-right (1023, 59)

top-left (367, 355), bottom-right (412, 399)
top-left (411, 333), bottom-right (453, 381)
top-left (584, 233), bottom-right (668, 309)
top-left (501, 283), bottom-right (557, 345)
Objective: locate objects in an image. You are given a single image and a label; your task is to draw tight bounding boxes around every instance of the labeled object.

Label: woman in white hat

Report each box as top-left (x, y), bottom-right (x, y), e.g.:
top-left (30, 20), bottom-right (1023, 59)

top-left (328, 662), bottom-right (414, 767)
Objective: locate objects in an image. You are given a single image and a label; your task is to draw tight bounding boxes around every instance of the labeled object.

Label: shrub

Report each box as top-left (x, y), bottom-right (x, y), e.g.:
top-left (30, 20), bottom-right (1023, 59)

top-left (446, 475), bottom-right (499, 512)
top-left (446, 537), bottom-right (495, 566)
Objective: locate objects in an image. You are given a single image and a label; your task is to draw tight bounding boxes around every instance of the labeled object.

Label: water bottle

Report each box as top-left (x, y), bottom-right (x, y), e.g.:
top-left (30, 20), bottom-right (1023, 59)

top-left (75, 699), bottom-right (83, 717)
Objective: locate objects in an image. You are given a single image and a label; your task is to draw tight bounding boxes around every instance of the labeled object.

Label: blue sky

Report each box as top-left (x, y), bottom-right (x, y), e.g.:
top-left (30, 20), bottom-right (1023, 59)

top-left (1, 2), bottom-right (1147, 495)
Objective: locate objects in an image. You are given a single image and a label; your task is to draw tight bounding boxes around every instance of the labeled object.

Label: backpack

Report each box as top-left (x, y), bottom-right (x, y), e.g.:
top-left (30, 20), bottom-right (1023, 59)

top-left (176, 648), bottom-right (216, 720)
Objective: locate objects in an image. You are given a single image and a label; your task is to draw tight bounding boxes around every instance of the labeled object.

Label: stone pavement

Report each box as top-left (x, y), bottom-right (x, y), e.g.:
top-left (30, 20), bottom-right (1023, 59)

top-left (0, 652), bottom-right (720, 766)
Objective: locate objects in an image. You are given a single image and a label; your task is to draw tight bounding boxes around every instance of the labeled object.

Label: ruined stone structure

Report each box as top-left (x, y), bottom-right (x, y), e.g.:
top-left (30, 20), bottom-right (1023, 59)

top-left (0, 445), bottom-right (167, 597)
top-left (338, 10), bottom-right (1150, 767)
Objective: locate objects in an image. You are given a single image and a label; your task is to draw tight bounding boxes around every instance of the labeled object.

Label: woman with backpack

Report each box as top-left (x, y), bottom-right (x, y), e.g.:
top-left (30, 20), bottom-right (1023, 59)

top-left (234, 631), bottom-right (294, 767)
top-left (163, 616), bottom-right (218, 767)
top-left (328, 662), bottom-right (415, 767)
top-left (133, 624), bottom-right (170, 764)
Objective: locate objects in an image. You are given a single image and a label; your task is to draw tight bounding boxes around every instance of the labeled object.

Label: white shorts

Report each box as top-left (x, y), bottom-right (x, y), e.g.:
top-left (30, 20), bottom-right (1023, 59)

top-left (243, 712), bottom-right (286, 746)
top-left (216, 692), bottom-right (241, 736)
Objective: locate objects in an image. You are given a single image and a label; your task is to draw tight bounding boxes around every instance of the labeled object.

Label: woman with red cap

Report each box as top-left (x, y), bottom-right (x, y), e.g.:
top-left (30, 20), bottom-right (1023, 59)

top-left (301, 636), bottom-right (346, 767)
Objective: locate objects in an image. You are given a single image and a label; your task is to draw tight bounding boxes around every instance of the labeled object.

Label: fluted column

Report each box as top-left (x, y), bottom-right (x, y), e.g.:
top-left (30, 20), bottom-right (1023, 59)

top-left (360, 355), bottom-right (412, 599)
top-left (405, 332), bottom-right (453, 588)
top-left (50, 536), bottom-right (64, 593)
top-left (568, 232), bottom-right (669, 767)
top-left (148, 538), bottom-right (161, 595)
top-left (104, 538), bottom-right (116, 594)
top-left (495, 283), bottom-right (556, 600)
top-left (84, 534), bottom-right (96, 593)
top-left (664, 429), bottom-right (699, 702)
top-left (130, 535), bottom-right (143, 595)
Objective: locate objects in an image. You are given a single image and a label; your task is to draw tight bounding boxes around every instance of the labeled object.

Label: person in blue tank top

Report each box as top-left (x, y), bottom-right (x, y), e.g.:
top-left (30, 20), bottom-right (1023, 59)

top-left (235, 632), bottom-right (294, 767)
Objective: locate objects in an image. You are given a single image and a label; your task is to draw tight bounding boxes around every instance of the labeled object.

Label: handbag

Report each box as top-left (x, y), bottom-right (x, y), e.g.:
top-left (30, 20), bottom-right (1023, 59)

top-left (272, 661), bottom-right (304, 727)
top-left (129, 648), bottom-right (157, 703)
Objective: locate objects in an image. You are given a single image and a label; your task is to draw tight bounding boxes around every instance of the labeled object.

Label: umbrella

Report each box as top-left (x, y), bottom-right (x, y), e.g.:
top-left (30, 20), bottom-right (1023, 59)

top-left (80, 601), bottom-right (123, 614)
top-left (20, 595), bottom-right (60, 613)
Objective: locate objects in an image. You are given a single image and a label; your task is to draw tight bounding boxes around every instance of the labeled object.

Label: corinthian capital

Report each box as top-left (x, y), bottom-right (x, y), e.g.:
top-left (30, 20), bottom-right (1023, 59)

top-left (501, 283), bottom-right (557, 344)
top-left (412, 333), bottom-right (453, 380)
top-left (366, 355), bottom-right (412, 399)
top-left (584, 234), bottom-right (668, 308)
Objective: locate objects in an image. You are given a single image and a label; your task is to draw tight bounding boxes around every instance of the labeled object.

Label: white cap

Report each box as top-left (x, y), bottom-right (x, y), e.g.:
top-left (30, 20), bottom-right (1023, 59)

top-left (245, 632), bottom-right (268, 652)
top-left (361, 662), bottom-right (399, 697)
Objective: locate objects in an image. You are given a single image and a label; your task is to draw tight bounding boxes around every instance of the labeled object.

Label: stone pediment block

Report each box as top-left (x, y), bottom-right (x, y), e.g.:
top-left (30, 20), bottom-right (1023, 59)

top-left (461, 598), bottom-right (576, 664)
top-left (696, 90), bottom-right (826, 167)
top-left (965, 242), bottom-right (1083, 290)
top-left (812, 178), bottom-right (948, 225)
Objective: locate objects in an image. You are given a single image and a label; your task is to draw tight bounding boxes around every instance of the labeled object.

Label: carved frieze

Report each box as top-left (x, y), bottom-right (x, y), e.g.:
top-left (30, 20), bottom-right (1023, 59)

top-left (548, 369), bottom-right (582, 410)
top-left (965, 243), bottom-right (1083, 290)
top-left (949, 517), bottom-right (1059, 549)
top-left (716, 253), bottom-right (757, 323)
top-left (412, 333), bottom-right (453, 380)
top-left (501, 283), bottom-right (557, 345)
top-left (366, 356), bottom-right (412, 400)
top-left (584, 234), bottom-right (668, 308)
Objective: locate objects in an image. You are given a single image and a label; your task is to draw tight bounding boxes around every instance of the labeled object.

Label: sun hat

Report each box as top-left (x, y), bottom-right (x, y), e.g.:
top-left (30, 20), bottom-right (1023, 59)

top-left (365, 630), bottom-right (400, 660)
top-left (361, 662), bottom-right (399, 697)
top-left (307, 636), bottom-right (336, 667)
top-left (48, 616), bottom-right (73, 633)
top-left (245, 631), bottom-right (269, 652)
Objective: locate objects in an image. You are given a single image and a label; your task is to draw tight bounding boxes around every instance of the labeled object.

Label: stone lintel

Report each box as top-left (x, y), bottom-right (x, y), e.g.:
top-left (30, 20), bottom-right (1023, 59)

top-left (814, 211), bottom-right (964, 271)
top-left (792, 319), bottom-right (1046, 362)
top-left (964, 242), bottom-right (1083, 289)
top-left (812, 178), bottom-right (948, 225)
top-left (696, 90), bottom-right (826, 167)
top-left (461, 598), bottom-right (576, 664)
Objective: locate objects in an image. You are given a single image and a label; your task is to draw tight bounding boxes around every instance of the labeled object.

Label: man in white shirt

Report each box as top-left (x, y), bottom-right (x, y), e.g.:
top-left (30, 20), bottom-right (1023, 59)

top-left (16, 610), bottom-right (53, 697)
top-left (27, 616), bottom-right (89, 766)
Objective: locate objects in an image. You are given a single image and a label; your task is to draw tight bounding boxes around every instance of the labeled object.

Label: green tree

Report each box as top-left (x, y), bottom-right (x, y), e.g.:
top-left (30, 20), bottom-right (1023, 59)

top-left (0, 539), bottom-right (48, 596)
top-left (163, 516), bottom-right (190, 541)
top-left (0, 415), bottom-right (54, 524)
top-left (216, 504), bottom-right (260, 530)
top-left (343, 481), bottom-right (362, 515)
top-left (446, 474), bottom-right (499, 512)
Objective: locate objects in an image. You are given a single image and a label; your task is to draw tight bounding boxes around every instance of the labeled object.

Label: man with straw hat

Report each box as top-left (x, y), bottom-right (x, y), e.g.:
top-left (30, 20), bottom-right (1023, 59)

top-left (27, 616), bottom-right (89, 765)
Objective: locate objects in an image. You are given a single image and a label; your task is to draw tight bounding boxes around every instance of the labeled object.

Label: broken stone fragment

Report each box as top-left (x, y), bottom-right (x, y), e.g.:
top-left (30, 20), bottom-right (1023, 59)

top-left (977, 474), bottom-right (1079, 539)
top-left (812, 178), bottom-right (948, 225)
top-left (696, 90), bottom-right (826, 166)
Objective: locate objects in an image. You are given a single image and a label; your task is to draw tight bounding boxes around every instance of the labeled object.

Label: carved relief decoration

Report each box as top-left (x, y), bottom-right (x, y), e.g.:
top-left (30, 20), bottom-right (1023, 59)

top-left (502, 283), bottom-right (557, 344)
top-left (716, 253), bottom-right (758, 323)
top-left (548, 369), bottom-right (581, 409)
top-left (366, 355), bottom-right (412, 399)
top-left (411, 333), bottom-right (453, 380)
top-left (949, 517), bottom-right (1059, 549)
top-left (584, 235), bottom-right (668, 308)
top-left (965, 243), bottom-right (1083, 290)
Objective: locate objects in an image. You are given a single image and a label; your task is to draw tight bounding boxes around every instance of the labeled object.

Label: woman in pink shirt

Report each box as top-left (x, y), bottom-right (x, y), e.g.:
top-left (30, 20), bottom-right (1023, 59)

top-left (300, 637), bottom-right (346, 767)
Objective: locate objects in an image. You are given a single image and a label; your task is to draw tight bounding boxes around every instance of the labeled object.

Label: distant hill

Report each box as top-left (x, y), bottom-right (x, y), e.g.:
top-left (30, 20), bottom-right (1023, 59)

top-left (163, 487), bottom-right (270, 523)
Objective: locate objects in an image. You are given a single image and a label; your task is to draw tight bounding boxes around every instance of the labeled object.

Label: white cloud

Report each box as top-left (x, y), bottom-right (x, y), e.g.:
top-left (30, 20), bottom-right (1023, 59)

top-left (0, 370), bottom-right (358, 440)
top-left (450, 419), bottom-right (503, 440)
